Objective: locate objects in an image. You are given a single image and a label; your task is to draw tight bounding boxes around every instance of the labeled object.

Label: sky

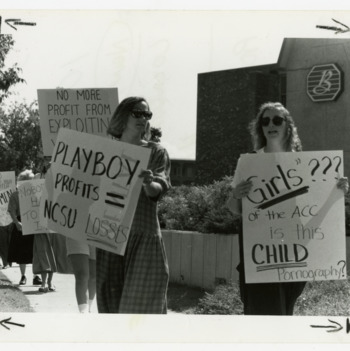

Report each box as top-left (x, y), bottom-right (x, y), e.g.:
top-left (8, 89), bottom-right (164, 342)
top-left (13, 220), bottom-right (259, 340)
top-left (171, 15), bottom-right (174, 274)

top-left (1, 3), bottom-right (350, 160)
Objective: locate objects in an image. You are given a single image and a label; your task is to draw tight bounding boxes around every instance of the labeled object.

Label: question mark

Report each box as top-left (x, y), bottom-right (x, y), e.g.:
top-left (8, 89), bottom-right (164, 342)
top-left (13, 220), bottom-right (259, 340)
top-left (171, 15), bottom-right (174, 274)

top-left (334, 156), bottom-right (342, 173)
top-left (337, 260), bottom-right (346, 278)
top-left (321, 156), bottom-right (332, 176)
top-left (308, 159), bottom-right (320, 181)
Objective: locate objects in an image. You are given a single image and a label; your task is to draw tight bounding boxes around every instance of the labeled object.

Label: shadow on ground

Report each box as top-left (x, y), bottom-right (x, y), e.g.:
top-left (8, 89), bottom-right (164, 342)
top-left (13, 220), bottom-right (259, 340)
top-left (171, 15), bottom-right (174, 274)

top-left (0, 271), bottom-right (33, 312)
top-left (167, 282), bottom-right (206, 314)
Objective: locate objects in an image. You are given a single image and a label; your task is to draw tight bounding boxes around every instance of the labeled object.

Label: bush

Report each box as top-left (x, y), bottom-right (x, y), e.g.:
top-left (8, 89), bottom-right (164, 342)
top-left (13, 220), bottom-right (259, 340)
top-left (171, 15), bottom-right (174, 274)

top-left (159, 176), bottom-right (241, 234)
top-left (160, 177), bottom-right (350, 236)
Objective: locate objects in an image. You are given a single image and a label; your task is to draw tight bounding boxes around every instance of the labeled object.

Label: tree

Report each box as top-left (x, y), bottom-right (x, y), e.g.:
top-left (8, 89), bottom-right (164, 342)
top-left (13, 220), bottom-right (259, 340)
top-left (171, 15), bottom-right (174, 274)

top-left (0, 34), bottom-right (25, 103)
top-left (0, 101), bottom-right (43, 174)
top-left (150, 127), bottom-right (162, 142)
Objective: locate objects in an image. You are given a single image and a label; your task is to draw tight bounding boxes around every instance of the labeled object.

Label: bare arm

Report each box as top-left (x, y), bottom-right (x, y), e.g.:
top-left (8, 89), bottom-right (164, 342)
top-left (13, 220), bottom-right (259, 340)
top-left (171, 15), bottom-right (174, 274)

top-left (226, 179), bottom-right (253, 215)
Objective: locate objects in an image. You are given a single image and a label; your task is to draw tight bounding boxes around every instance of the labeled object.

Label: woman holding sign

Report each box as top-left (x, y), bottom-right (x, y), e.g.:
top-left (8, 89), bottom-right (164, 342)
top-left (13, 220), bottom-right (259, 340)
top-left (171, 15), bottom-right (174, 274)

top-left (7, 170), bottom-right (42, 286)
top-left (227, 102), bottom-right (349, 315)
top-left (96, 96), bottom-right (171, 314)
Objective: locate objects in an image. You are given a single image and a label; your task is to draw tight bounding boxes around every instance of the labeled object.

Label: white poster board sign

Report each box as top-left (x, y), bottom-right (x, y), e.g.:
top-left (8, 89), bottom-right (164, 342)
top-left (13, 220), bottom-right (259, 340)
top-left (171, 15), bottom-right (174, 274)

top-left (38, 88), bottom-right (119, 156)
top-left (237, 150), bottom-right (346, 283)
top-left (40, 128), bottom-right (151, 255)
top-left (0, 171), bottom-right (16, 226)
top-left (18, 179), bottom-right (47, 235)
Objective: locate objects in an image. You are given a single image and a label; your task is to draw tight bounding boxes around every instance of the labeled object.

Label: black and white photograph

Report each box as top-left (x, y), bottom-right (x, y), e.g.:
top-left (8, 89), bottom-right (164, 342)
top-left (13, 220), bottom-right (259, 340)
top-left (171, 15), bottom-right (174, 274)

top-left (1, 0), bottom-right (350, 347)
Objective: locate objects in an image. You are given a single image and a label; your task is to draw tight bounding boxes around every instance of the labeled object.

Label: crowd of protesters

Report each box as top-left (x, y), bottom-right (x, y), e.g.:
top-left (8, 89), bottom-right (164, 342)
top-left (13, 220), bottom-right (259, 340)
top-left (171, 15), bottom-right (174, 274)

top-left (0, 96), bottom-right (171, 314)
top-left (0, 98), bottom-right (348, 316)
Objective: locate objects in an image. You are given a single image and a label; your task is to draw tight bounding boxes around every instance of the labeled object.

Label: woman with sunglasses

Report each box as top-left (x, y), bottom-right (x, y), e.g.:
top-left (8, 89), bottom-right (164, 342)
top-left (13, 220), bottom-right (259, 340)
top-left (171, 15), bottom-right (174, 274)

top-left (95, 96), bottom-right (171, 314)
top-left (227, 101), bottom-right (348, 315)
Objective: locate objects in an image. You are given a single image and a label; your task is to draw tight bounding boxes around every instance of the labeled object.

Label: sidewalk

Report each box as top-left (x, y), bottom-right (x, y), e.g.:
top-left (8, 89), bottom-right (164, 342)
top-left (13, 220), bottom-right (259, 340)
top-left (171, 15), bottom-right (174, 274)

top-left (1, 263), bottom-right (97, 313)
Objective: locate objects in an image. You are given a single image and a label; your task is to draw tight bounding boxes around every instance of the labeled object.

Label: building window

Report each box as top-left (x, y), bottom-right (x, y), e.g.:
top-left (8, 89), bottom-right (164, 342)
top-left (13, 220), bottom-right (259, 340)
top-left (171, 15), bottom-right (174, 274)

top-left (186, 167), bottom-right (193, 177)
top-left (172, 165), bottom-right (181, 177)
top-left (280, 74), bottom-right (287, 106)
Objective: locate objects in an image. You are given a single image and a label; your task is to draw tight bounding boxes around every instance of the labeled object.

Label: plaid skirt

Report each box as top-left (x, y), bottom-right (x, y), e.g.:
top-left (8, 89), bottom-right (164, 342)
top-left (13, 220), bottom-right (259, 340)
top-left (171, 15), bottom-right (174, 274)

top-left (96, 230), bottom-right (169, 314)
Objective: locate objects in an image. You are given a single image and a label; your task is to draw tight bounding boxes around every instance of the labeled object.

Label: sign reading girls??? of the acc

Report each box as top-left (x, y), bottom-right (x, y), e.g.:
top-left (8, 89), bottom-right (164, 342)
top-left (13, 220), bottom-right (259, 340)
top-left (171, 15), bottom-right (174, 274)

top-left (307, 63), bottom-right (344, 102)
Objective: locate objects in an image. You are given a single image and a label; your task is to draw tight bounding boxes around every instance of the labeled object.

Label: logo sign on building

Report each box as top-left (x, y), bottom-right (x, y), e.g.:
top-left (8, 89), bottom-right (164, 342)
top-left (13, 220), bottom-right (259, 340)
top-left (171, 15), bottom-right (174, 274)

top-left (38, 88), bottom-right (119, 156)
top-left (307, 63), bottom-right (343, 102)
top-left (235, 151), bottom-right (346, 284)
top-left (40, 128), bottom-right (151, 256)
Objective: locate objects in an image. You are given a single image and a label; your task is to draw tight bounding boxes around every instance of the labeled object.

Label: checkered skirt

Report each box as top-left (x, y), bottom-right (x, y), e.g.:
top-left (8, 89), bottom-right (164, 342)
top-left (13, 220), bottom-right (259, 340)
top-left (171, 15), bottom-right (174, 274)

top-left (96, 142), bottom-right (171, 313)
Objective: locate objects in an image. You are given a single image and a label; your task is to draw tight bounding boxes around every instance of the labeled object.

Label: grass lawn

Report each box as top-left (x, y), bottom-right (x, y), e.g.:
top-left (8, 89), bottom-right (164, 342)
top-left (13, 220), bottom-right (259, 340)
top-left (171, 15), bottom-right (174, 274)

top-left (0, 270), bottom-right (33, 312)
top-left (1, 272), bottom-right (348, 315)
top-left (191, 278), bottom-right (350, 315)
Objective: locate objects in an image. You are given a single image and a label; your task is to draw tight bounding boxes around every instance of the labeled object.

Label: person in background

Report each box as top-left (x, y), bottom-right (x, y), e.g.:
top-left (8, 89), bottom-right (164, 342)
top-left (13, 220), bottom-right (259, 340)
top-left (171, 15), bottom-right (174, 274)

top-left (39, 154), bottom-right (95, 312)
top-left (33, 159), bottom-right (57, 293)
top-left (0, 224), bottom-right (12, 269)
top-left (96, 96), bottom-right (171, 313)
top-left (226, 101), bottom-right (349, 315)
top-left (7, 170), bottom-right (42, 286)
top-left (66, 237), bottom-right (96, 313)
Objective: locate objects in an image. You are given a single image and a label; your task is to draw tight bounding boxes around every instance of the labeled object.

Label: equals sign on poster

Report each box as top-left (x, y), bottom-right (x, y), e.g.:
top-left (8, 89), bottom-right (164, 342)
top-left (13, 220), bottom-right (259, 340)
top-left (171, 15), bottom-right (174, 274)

top-left (105, 192), bottom-right (125, 208)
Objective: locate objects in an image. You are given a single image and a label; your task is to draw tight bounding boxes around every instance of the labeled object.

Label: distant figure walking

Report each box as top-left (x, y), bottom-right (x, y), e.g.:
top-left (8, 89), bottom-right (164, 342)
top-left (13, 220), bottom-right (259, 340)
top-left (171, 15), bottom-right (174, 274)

top-left (7, 170), bottom-right (42, 286)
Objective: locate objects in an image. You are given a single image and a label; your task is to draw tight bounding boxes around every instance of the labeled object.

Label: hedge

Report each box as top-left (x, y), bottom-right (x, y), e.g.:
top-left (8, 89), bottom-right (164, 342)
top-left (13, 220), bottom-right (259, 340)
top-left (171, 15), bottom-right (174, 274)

top-left (159, 177), bottom-right (350, 236)
top-left (159, 176), bottom-right (241, 234)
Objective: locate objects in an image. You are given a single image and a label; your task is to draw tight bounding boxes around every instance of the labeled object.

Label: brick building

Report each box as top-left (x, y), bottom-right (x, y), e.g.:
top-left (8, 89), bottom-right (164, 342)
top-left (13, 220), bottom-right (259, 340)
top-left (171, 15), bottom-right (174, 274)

top-left (170, 159), bottom-right (196, 186)
top-left (195, 38), bottom-right (350, 185)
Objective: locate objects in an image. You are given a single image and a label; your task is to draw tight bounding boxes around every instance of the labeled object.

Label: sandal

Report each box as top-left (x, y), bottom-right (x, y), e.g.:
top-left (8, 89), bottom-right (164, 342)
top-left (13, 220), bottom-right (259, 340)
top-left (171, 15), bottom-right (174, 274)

top-left (38, 287), bottom-right (48, 293)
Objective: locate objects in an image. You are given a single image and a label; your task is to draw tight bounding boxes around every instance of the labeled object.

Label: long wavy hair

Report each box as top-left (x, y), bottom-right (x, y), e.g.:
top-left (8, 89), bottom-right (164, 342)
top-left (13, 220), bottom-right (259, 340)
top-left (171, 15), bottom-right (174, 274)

top-left (249, 102), bottom-right (302, 152)
top-left (107, 96), bottom-right (149, 138)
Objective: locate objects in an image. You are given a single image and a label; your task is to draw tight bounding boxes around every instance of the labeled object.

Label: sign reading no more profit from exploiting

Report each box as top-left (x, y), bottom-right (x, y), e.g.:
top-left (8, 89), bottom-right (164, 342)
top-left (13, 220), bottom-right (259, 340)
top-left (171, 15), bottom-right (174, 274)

top-left (40, 128), bottom-right (151, 256)
top-left (237, 150), bottom-right (346, 284)
top-left (38, 88), bottom-right (119, 156)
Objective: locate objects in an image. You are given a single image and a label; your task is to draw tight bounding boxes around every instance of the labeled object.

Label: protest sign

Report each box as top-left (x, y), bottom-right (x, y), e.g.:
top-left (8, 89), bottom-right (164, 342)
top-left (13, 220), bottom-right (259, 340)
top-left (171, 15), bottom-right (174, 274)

top-left (40, 128), bottom-right (151, 255)
top-left (37, 88), bottom-right (119, 156)
top-left (236, 150), bottom-right (346, 283)
top-left (18, 179), bottom-right (48, 235)
top-left (0, 172), bottom-right (16, 226)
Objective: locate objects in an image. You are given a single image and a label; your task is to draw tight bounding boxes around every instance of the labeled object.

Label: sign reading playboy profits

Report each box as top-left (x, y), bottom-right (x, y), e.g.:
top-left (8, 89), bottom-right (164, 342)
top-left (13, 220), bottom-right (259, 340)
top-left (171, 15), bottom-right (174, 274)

top-left (38, 88), bottom-right (119, 156)
top-left (18, 179), bottom-right (47, 235)
top-left (40, 128), bottom-right (151, 255)
top-left (0, 172), bottom-right (15, 226)
top-left (235, 151), bottom-right (346, 284)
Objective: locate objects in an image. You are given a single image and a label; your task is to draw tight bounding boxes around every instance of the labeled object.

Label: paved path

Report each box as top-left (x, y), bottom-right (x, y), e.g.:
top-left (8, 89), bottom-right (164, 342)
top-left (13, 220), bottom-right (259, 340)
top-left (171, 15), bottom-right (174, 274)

top-left (1, 263), bottom-right (98, 313)
top-left (1, 264), bottom-right (177, 314)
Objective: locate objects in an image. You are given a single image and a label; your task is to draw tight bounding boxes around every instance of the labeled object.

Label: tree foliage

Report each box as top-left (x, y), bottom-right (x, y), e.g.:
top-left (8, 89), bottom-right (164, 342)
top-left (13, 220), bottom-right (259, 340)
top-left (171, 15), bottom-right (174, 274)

top-left (150, 127), bottom-right (162, 142)
top-left (0, 101), bottom-right (43, 174)
top-left (0, 34), bottom-right (41, 175)
top-left (0, 35), bottom-right (25, 103)
top-left (158, 176), bottom-right (242, 234)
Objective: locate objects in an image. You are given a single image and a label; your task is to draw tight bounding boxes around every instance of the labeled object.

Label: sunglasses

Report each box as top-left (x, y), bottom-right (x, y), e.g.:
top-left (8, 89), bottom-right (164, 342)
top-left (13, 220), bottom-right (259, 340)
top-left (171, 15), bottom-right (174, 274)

top-left (261, 116), bottom-right (286, 127)
top-left (131, 110), bottom-right (153, 120)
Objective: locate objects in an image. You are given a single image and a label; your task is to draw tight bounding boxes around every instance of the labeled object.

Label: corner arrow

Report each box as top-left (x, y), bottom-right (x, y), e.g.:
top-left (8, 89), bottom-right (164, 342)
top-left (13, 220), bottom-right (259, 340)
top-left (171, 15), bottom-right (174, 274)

top-left (0, 317), bottom-right (25, 330)
top-left (5, 19), bottom-right (21, 30)
top-left (5, 18), bottom-right (36, 30)
top-left (310, 319), bottom-right (343, 333)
